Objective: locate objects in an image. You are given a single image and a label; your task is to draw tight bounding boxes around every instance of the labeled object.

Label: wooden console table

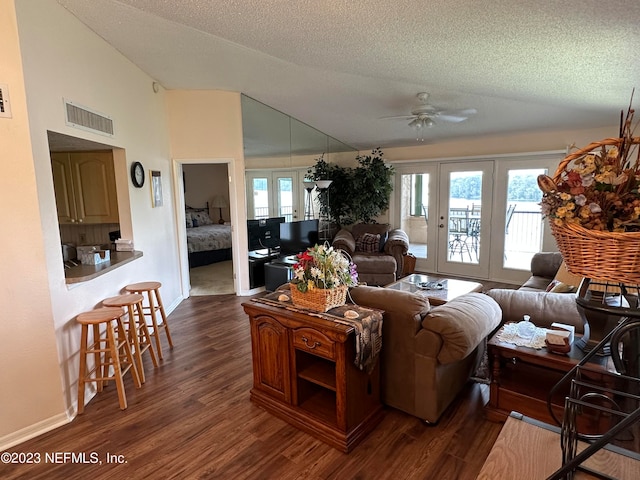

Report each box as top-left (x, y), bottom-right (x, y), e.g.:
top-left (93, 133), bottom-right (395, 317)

top-left (242, 299), bottom-right (384, 452)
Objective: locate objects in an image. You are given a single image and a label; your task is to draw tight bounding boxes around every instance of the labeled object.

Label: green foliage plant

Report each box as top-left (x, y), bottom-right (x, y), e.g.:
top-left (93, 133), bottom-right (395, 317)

top-left (308, 148), bottom-right (394, 227)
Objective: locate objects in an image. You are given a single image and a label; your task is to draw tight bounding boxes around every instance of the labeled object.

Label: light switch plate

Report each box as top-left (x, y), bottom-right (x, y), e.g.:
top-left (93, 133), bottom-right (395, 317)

top-left (0, 84), bottom-right (12, 118)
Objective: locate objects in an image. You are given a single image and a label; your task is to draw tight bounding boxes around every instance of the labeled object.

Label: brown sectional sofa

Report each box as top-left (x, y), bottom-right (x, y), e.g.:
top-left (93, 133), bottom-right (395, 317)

top-left (351, 285), bottom-right (501, 423)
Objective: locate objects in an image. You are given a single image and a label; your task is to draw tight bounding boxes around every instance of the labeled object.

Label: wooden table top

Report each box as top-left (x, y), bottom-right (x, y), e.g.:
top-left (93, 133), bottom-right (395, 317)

top-left (478, 415), bottom-right (640, 479)
top-left (488, 326), bottom-right (613, 373)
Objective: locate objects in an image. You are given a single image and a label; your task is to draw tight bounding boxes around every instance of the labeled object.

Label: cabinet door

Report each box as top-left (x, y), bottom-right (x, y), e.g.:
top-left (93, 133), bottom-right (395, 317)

top-left (51, 153), bottom-right (77, 224)
top-left (71, 152), bottom-right (119, 224)
top-left (250, 314), bottom-right (291, 402)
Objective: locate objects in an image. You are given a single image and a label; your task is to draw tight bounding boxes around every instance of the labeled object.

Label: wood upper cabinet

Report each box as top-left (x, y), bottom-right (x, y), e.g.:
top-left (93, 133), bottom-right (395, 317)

top-left (51, 151), bottom-right (119, 224)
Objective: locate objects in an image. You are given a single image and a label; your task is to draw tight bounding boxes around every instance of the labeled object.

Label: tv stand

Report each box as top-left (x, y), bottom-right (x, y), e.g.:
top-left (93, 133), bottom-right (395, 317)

top-left (248, 249), bottom-right (280, 288)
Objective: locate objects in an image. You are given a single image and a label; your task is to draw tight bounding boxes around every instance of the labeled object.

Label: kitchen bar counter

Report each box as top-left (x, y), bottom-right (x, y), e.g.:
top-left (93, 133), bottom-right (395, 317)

top-left (65, 250), bottom-right (143, 284)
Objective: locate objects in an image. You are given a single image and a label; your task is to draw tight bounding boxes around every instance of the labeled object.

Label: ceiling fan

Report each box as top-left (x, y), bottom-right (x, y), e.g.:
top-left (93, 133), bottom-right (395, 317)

top-left (382, 93), bottom-right (477, 140)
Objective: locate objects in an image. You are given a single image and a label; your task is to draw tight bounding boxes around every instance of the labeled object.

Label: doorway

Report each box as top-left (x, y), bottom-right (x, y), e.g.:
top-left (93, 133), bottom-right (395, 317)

top-left (177, 161), bottom-right (237, 296)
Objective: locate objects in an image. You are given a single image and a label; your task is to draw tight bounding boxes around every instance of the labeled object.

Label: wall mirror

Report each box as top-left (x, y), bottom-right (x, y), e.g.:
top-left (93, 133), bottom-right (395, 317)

top-left (241, 95), bottom-right (357, 223)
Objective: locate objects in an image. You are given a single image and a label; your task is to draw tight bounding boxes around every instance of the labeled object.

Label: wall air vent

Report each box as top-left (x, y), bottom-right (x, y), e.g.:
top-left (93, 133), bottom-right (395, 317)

top-left (64, 99), bottom-right (114, 136)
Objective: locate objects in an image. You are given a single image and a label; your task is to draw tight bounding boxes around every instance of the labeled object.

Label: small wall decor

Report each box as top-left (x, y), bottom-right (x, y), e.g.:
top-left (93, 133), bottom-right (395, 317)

top-left (151, 170), bottom-right (163, 207)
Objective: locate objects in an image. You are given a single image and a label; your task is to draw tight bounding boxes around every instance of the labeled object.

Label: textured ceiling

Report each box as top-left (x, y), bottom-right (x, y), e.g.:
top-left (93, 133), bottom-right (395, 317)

top-left (56, 0), bottom-right (640, 151)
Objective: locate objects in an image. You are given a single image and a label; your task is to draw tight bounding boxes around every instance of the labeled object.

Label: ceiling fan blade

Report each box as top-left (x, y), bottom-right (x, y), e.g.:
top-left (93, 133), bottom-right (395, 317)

top-left (437, 114), bottom-right (469, 123)
top-left (437, 108), bottom-right (477, 122)
top-left (379, 115), bottom-right (415, 120)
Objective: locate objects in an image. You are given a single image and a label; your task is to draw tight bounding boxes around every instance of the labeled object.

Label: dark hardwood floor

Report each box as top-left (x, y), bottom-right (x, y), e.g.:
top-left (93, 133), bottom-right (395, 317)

top-left (2, 292), bottom-right (505, 480)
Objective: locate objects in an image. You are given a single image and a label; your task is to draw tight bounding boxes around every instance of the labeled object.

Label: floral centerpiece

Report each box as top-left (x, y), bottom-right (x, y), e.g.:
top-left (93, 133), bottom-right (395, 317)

top-left (537, 97), bottom-right (640, 283)
top-left (289, 243), bottom-right (358, 312)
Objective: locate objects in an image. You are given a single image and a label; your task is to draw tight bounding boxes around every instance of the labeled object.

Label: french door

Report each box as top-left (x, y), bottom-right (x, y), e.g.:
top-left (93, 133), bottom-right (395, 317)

top-left (245, 170), bottom-right (304, 221)
top-left (437, 162), bottom-right (493, 278)
top-left (396, 155), bottom-right (561, 281)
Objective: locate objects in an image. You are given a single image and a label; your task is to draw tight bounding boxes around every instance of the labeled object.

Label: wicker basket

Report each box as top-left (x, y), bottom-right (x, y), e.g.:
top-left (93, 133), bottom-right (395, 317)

top-left (289, 284), bottom-right (348, 312)
top-left (548, 137), bottom-right (640, 284)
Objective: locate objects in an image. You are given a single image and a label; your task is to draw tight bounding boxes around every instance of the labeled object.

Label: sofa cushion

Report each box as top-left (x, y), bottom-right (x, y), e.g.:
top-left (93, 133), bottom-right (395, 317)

top-left (352, 253), bottom-right (396, 274)
top-left (421, 293), bottom-right (501, 364)
top-left (356, 232), bottom-right (381, 253)
top-left (486, 289), bottom-right (584, 333)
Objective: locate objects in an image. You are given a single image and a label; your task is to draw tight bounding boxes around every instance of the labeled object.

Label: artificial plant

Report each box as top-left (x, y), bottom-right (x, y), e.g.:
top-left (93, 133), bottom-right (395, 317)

top-left (308, 148), bottom-right (394, 227)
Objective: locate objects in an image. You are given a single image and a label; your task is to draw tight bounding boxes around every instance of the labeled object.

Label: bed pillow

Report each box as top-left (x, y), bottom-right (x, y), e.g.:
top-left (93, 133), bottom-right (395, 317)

top-left (191, 211), bottom-right (213, 226)
top-left (185, 212), bottom-right (194, 228)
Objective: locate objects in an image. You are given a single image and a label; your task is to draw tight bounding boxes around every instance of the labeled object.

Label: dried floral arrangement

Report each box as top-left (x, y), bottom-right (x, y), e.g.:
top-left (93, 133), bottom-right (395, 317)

top-left (538, 94), bottom-right (640, 232)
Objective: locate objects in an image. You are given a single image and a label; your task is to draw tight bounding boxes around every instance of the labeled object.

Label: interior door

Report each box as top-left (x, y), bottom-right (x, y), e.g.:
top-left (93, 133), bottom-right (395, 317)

top-left (437, 161), bottom-right (493, 278)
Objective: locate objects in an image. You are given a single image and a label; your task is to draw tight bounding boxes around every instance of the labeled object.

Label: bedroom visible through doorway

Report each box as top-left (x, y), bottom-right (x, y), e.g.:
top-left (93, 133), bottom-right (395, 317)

top-left (183, 163), bottom-right (234, 295)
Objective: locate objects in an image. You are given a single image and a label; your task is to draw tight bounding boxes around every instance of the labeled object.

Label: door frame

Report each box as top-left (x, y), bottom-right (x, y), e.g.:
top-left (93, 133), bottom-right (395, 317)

top-left (394, 164), bottom-right (438, 273)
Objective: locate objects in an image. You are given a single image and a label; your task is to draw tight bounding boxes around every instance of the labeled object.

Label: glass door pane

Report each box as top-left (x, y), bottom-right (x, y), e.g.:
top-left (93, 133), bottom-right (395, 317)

top-left (400, 173), bottom-right (429, 258)
top-left (396, 164), bottom-right (437, 272)
top-left (447, 171), bottom-right (481, 264)
top-left (276, 176), bottom-right (294, 221)
top-left (503, 168), bottom-right (546, 270)
top-left (252, 177), bottom-right (269, 219)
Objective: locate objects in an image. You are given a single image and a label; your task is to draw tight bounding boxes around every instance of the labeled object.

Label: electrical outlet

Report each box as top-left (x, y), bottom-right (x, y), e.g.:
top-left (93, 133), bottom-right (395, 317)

top-left (0, 84), bottom-right (12, 118)
top-left (79, 233), bottom-right (87, 244)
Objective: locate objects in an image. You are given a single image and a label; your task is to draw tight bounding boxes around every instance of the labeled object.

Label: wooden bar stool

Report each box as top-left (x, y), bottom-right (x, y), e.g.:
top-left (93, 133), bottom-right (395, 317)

top-left (102, 293), bottom-right (158, 383)
top-left (124, 281), bottom-right (174, 360)
top-left (76, 307), bottom-right (141, 413)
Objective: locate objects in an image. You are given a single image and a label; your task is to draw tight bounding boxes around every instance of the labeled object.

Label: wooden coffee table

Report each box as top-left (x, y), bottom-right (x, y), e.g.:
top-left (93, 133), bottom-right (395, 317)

top-left (385, 274), bottom-right (483, 305)
top-left (486, 326), bottom-right (615, 432)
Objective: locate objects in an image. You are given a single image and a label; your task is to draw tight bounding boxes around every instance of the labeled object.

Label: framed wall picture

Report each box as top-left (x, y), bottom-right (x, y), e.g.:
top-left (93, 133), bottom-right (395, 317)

top-left (151, 170), bottom-right (163, 207)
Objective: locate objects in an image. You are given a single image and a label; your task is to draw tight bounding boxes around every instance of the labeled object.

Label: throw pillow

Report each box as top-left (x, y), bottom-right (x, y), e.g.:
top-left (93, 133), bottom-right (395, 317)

top-left (191, 211), bottom-right (213, 226)
top-left (185, 212), bottom-right (194, 228)
top-left (356, 233), bottom-right (380, 253)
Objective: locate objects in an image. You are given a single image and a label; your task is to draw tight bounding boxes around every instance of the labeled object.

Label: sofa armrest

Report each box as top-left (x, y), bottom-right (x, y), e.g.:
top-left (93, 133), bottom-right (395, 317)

top-left (420, 293), bottom-right (501, 364)
top-left (384, 228), bottom-right (409, 276)
top-left (332, 228), bottom-right (355, 255)
top-left (486, 288), bottom-right (584, 333)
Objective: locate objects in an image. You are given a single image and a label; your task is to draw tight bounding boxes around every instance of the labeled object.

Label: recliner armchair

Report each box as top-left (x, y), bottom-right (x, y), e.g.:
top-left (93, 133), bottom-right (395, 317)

top-left (332, 223), bottom-right (409, 286)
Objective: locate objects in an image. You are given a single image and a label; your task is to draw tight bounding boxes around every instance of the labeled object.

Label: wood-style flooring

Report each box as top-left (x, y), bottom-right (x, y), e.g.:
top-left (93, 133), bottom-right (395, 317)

top-left (2, 291), bottom-right (506, 480)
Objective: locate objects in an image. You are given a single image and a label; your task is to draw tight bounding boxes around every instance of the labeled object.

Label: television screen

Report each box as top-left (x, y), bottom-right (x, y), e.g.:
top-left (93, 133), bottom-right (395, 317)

top-left (247, 217), bottom-right (285, 254)
top-left (279, 220), bottom-right (319, 256)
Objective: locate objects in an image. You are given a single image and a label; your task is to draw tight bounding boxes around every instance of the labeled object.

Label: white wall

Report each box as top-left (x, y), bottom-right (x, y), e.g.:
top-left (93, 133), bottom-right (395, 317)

top-left (0, 0), bottom-right (183, 448)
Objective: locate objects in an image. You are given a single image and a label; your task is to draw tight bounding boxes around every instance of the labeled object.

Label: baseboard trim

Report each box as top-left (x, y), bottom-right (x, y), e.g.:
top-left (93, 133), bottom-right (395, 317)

top-left (0, 411), bottom-right (71, 451)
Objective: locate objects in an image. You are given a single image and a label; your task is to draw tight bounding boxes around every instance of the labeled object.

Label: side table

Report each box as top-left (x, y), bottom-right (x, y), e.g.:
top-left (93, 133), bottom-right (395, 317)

top-left (486, 326), bottom-right (614, 433)
top-left (242, 299), bottom-right (384, 452)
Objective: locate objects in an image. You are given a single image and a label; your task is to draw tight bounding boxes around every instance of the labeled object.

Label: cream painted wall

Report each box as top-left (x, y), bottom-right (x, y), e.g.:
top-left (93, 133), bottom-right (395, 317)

top-left (183, 164), bottom-right (230, 223)
top-left (0, 0), bottom-right (66, 447)
top-left (382, 125), bottom-right (617, 163)
top-left (1, 0), bottom-right (183, 449)
top-left (165, 90), bottom-right (251, 293)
